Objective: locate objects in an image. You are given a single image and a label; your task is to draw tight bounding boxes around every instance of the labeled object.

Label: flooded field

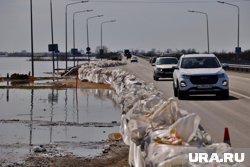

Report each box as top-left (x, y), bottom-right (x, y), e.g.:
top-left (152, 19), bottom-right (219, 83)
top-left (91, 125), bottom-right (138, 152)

top-left (0, 88), bottom-right (121, 165)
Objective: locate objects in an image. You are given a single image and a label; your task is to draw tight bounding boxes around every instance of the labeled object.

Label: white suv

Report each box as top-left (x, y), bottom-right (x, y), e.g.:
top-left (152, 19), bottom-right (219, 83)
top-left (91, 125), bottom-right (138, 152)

top-left (173, 54), bottom-right (229, 99)
top-left (153, 57), bottom-right (178, 81)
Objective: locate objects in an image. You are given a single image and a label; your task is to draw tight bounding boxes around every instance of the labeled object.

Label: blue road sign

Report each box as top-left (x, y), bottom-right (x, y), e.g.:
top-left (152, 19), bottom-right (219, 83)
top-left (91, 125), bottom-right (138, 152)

top-left (235, 47), bottom-right (241, 54)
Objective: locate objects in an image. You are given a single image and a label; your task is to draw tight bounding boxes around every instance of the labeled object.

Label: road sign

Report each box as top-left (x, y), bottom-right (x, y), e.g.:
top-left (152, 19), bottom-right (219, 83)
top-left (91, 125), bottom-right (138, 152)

top-left (71, 48), bottom-right (78, 55)
top-left (86, 47), bottom-right (91, 52)
top-left (100, 49), bottom-right (104, 55)
top-left (48, 44), bottom-right (58, 52)
top-left (235, 47), bottom-right (241, 54)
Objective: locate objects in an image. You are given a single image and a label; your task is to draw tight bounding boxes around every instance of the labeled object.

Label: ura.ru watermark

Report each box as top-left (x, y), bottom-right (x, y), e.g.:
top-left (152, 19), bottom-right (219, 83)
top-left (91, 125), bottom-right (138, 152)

top-left (189, 153), bottom-right (245, 163)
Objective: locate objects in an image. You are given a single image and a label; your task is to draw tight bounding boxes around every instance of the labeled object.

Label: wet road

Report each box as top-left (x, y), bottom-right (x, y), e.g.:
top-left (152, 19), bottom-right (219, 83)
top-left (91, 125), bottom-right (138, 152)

top-left (121, 57), bottom-right (250, 148)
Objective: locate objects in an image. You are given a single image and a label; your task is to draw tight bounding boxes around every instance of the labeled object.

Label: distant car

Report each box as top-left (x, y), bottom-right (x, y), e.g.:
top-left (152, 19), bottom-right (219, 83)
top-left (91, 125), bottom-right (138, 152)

top-left (124, 49), bottom-right (132, 59)
top-left (150, 57), bottom-right (157, 66)
top-left (153, 57), bottom-right (178, 81)
top-left (173, 54), bottom-right (229, 99)
top-left (131, 56), bottom-right (138, 63)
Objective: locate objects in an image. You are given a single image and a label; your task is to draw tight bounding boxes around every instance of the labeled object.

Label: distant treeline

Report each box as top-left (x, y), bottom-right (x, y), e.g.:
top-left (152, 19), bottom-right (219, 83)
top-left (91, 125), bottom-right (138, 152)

top-left (3, 49), bottom-right (250, 64)
top-left (140, 49), bottom-right (250, 64)
top-left (214, 50), bottom-right (250, 64)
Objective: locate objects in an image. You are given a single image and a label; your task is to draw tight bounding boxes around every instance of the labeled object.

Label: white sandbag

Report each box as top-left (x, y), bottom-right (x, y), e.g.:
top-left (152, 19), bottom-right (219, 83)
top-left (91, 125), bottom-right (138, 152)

top-left (149, 98), bottom-right (182, 130)
top-left (129, 142), bottom-right (145, 167)
top-left (120, 114), bottom-right (131, 145)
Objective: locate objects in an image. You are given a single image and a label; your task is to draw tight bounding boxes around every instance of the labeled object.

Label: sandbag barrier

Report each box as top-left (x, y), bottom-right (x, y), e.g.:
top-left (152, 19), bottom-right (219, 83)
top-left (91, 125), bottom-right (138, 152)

top-left (78, 61), bottom-right (244, 167)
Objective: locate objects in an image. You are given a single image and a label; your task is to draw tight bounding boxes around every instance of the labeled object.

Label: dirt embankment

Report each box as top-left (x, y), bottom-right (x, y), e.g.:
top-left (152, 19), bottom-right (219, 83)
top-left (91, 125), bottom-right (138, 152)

top-left (14, 141), bottom-right (129, 167)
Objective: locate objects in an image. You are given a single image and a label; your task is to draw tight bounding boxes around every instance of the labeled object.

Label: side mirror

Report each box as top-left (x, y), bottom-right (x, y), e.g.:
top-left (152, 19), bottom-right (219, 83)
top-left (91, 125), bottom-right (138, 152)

top-left (172, 65), bottom-right (179, 70)
top-left (152, 63), bottom-right (155, 66)
top-left (222, 63), bottom-right (229, 70)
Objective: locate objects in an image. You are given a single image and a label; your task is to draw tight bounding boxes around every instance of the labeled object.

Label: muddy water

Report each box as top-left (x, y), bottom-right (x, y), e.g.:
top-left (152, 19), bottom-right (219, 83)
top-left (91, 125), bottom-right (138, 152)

top-left (0, 88), bottom-right (121, 165)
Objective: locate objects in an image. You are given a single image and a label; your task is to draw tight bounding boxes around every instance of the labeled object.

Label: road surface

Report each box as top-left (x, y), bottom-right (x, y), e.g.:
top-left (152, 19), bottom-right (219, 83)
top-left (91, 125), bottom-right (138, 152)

top-left (121, 57), bottom-right (250, 149)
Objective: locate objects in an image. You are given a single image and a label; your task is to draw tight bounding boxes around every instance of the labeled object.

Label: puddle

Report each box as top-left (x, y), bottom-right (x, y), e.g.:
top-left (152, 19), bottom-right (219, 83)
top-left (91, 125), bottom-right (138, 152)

top-left (0, 88), bottom-right (121, 164)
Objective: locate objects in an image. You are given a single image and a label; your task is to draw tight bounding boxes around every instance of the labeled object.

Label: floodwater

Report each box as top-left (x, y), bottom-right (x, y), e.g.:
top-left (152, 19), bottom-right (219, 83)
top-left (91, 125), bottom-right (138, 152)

top-left (0, 88), bottom-right (121, 165)
top-left (0, 57), bottom-right (75, 77)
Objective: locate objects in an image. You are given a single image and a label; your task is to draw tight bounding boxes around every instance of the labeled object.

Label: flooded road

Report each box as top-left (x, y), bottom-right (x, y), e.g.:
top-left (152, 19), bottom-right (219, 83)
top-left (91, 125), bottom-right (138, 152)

top-left (0, 88), bottom-right (121, 165)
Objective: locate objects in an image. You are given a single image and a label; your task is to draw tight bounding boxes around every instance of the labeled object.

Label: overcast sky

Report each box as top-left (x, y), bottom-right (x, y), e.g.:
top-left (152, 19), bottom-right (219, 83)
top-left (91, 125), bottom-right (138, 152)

top-left (0, 0), bottom-right (249, 53)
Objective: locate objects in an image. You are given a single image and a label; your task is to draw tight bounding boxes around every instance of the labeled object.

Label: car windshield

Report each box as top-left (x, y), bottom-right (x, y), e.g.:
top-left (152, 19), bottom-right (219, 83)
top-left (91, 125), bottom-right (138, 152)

top-left (181, 57), bottom-right (221, 69)
top-left (156, 58), bottom-right (178, 65)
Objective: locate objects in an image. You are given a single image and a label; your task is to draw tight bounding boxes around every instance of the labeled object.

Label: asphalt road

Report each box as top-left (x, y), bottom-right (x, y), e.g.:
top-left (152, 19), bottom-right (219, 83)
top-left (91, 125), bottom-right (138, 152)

top-left (121, 57), bottom-right (250, 148)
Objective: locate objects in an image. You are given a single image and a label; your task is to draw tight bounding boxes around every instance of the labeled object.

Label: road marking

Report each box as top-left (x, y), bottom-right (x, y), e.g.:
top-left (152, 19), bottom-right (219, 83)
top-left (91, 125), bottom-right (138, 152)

top-left (230, 90), bottom-right (250, 100)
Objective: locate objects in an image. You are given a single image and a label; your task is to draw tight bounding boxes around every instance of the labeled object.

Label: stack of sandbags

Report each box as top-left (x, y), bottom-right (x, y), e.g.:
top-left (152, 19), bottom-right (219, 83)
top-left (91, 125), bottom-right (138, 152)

top-left (78, 61), bottom-right (244, 167)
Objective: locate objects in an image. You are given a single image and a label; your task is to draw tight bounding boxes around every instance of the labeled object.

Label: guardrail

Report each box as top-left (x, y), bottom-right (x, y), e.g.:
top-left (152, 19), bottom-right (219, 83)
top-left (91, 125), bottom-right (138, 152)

top-left (228, 64), bottom-right (250, 72)
top-left (135, 55), bottom-right (250, 73)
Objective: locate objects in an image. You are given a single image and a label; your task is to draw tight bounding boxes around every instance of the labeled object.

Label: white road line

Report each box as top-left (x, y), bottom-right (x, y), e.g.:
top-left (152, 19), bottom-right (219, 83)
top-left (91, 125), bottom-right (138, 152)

top-left (230, 90), bottom-right (250, 100)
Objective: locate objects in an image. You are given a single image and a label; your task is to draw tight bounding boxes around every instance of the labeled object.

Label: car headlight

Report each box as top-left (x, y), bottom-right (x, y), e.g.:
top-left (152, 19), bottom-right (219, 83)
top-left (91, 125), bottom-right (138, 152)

top-left (218, 73), bottom-right (226, 78)
top-left (222, 80), bottom-right (228, 86)
top-left (156, 68), bottom-right (163, 72)
top-left (180, 81), bottom-right (187, 87)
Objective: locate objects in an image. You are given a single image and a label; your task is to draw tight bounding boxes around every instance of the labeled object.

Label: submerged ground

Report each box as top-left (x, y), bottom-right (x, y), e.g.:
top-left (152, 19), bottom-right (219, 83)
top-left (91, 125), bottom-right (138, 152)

top-left (0, 78), bottom-right (129, 167)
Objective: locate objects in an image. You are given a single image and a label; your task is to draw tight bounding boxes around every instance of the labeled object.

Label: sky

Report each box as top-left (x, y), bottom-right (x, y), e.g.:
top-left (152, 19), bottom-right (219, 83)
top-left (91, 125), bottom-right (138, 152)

top-left (0, 0), bottom-right (249, 53)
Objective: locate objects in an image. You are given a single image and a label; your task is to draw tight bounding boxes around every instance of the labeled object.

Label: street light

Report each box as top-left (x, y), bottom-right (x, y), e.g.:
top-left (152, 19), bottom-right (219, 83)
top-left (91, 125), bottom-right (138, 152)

top-left (65, 1), bottom-right (88, 71)
top-left (30, 0), bottom-right (34, 77)
top-left (50, 0), bottom-right (55, 75)
top-left (188, 10), bottom-right (210, 53)
top-left (86, 15), bottom-right (104, 61)
top-left (72, 9), bottom-right (93, 66)
top-left (100, 20), bottom-right (116, 58)
top-left (217, 1), bottom-right (240, 55)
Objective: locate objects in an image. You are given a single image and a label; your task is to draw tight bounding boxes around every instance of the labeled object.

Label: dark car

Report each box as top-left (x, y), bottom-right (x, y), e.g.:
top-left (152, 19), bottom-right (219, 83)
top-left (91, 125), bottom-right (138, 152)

top-left (150, 57), bottom-right (157, 66)
top-left (124, 49), bottom-right (132, 59)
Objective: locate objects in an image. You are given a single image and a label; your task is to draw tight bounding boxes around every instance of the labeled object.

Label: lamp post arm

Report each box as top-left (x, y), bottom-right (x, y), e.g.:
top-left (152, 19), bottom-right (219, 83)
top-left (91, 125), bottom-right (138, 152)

top-left (65, 1), bottom-right (88, 70)
top-left (86, 15), bottom-right (104, 47)
top-left (217, 1), bottom-right (240, 47)
top-left (100, 20), bottom-right (116, 51)
top-left (188, 10), bottom-right (209, 53)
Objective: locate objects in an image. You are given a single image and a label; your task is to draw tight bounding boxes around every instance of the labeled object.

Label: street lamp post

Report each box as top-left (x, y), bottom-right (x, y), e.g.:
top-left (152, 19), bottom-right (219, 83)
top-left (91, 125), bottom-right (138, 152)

top-left (188, 10), bottom-right (210, 53)
top-left (50, 0), bottom-right (55, 75)
top-left (217, 1), bottom-right (240, 61)
top-left (73, 9), bottom-right (93, 66)
top-left (100, 20), bottom-right (116, 58)
top-left (30, 0), bottom-right (34, 77)
top-left (86, 15), bottom-right (104, 61)
top-left (65, 1), bottom-right (88, 71)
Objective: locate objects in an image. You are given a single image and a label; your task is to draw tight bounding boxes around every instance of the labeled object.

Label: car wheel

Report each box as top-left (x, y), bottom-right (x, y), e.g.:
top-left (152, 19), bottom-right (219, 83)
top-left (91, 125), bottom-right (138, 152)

top-left (173, 82), bottom-right (178, 97)
top-left (178, 87), bottom-right (186, 100)
top-left (220, 90), bottom-right (229, 99)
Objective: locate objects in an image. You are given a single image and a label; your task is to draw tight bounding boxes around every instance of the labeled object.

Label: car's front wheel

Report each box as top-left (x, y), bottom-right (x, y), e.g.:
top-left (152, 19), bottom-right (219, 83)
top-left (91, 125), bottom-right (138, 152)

top-left (218, 90), bottom-right (229, 99)
top-left (153, 76), bottom-right (159, 81)
top-left (178, 87), bottom-right (187, 100)
top-left (173, 82), bottom-right (178, 97)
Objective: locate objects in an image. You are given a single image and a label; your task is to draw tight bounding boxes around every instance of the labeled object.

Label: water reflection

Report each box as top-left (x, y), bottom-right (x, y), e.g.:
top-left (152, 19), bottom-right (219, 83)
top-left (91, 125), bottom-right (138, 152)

top-left (0, 88), bottom-right (121, 160)
top-left (6, 88), bottom-right (9, 102)
top-left (6, 80), bottom-right (9, 102)
top-left (64, 89), bottom-right (68, 137)
top-left (29, 89), bottom-right (34, 152)
top-left (1, 88), bottom-right (120, 131)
